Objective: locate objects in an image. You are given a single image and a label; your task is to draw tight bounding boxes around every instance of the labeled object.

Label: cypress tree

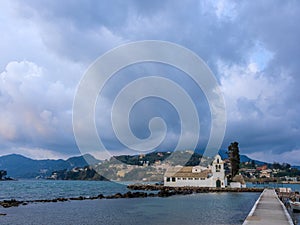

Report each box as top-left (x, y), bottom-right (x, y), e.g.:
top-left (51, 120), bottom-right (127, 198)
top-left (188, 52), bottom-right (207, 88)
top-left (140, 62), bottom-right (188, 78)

top-left (228, 142), bottom-right (240, 178)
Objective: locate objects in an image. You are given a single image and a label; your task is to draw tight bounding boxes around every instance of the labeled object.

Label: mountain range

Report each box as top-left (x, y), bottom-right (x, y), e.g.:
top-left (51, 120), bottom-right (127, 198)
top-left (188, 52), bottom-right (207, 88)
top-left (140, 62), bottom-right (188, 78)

top-left (217, 149), bottom-right (266, 165)
top-left (0, 154), bottom-right (100, 178)
top-left (0, 150), bottom-right (297, 179)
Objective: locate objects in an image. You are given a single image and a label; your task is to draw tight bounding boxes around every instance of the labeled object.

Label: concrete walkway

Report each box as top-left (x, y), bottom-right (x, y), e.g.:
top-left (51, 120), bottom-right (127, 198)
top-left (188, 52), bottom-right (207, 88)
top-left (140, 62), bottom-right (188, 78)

top-left (243, 189), bottom-right (294, 225)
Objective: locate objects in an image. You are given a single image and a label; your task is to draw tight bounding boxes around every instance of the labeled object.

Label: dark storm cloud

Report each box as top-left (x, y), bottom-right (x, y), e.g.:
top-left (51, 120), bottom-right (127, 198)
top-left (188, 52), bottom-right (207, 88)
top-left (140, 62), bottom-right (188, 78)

top-left (0, 0), bottom-right (299, 163)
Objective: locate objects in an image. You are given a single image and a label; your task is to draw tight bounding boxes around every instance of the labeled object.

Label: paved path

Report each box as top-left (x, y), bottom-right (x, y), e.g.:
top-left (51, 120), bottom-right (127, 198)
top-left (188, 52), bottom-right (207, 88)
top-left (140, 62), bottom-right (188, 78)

top-left (243, 189), bottom-right (294, 225)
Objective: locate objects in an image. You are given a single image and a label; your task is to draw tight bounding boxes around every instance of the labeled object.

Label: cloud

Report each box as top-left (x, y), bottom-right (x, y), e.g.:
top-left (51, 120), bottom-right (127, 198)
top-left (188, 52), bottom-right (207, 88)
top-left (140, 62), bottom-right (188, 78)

top-left (219, 61), bottom-right (292, 120)
top-left (0, 146), bottom-right (70, 160)
top-left (219, 61), bottom-right (299, 157)
top-left (0, 61), bottom-right (76, 155)
top-left (0, 0), bottom-right (299, 164)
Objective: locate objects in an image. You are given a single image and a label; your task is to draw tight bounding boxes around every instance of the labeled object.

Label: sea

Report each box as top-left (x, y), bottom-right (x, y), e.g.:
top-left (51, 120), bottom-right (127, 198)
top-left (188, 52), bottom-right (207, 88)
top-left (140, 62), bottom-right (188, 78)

top-left (0, 180), bottom-right (299, 225)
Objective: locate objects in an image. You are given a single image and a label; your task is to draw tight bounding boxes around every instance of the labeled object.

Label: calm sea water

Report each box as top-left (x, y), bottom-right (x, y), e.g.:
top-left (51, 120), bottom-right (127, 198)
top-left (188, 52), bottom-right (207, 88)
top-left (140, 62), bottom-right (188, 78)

top-left (0, 192), bottom-right (259, 225)
top-left (0, 180), bottom-right (129, 201)
top-left (1, 180), bottom-right (298, 225)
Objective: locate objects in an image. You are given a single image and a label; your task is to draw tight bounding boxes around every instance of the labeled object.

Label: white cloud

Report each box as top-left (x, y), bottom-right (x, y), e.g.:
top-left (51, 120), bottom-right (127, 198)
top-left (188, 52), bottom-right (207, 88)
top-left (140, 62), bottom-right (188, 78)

top-left (212, 0), bottom-right (237, 20)
top-left (219, 61), bottom-right (292, 121)
top-left (0, 147), bottom-right (70, 160)
top-left (0, 61), bottom-right (75, 153)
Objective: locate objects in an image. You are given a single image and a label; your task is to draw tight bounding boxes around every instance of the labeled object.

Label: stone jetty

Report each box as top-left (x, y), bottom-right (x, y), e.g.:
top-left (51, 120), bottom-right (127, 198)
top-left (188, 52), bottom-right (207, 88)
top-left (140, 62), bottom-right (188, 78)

top-left (127, 183), bottom-right (263, 193)
top-left (243, 189), bottom-right (293, 225)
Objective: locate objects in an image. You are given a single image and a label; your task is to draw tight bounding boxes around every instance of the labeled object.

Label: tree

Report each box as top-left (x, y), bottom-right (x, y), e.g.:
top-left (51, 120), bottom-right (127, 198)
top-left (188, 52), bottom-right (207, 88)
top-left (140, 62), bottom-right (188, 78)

top-left (228, 142), bottom-right (240, 178)
top-left (251, 160), bottom-right (256, 169)
top-left (272, 162), bottom-right (282, 170)
top-left (282, 163), bottom-right (291, 170)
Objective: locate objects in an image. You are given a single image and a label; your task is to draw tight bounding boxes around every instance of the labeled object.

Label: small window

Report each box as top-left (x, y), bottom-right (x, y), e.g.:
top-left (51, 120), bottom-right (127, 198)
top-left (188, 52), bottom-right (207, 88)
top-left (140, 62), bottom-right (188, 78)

top-left (172, 177), bottom-right (176, 182)
top-left (166, 177), bottom-right (170, 182)
top-left (188, 178), bottom-right (193, 180)
top-left (219, 165), bottom-right (221, 169)
top-left (195, 178), bottom-right (199, 180)
top-left (183, 178), bottom-right (186, 180)
top-left (201, 178), bottom-right (205, 180)
top-left (177, 177), bottom-right (181, 180)
top-left (217, 158), bottom-right (219, 163)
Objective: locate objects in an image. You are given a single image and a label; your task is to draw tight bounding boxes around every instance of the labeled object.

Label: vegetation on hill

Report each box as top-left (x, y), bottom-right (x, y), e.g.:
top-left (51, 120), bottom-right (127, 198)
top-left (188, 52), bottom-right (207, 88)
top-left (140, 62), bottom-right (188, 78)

top-left (49, 166), bottom-right (108, 181)
top-left (114, 151), bottom-right (203, 166)
top-left (240, 160), bottom-right (300, 182)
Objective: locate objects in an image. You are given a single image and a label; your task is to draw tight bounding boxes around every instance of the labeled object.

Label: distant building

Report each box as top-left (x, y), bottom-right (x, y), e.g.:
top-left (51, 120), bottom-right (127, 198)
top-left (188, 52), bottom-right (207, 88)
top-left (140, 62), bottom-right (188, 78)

top-left (284, 176), bottom-right (298, 182)
top-left (157, 152), bottom-right (164, 157)
top-left (139, 154), bottom-right (145, 159)
top-left (256, 165), bottom-right (268, 171)
top-left (164, 155), bottom-right (227, 187)
top-left (259, 169), bottom-right (272, 178)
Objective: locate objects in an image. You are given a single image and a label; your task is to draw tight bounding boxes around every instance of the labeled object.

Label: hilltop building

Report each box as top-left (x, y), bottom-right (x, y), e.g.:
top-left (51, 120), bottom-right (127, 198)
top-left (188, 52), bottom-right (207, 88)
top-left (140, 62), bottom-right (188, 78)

top-left (164, 155), bottom-right (227, 187)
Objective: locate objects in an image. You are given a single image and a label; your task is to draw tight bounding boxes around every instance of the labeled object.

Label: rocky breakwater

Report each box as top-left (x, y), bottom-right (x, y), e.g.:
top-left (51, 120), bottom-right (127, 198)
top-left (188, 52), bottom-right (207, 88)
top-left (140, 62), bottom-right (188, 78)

top-left (0, 191), bottom-right (155, 208)
top-left (127, 184), bottom-right (264, 193)
top-left (0, 188), bottom-right (201, 208)
top-left (0, 199), bottom-right (27, 208)
top-left (0, 185), bottom-right (263, 209)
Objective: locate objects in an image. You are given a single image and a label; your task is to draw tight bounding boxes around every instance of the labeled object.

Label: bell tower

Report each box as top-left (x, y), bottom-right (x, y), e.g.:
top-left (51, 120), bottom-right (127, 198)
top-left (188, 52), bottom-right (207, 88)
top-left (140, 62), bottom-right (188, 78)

top-left (212, 155), bottom-right (226, 187)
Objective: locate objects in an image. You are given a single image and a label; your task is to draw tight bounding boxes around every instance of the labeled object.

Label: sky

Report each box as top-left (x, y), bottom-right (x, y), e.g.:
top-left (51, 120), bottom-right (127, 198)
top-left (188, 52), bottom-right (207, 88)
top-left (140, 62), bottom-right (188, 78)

top-left (0, 0), bottom-right (299, 165)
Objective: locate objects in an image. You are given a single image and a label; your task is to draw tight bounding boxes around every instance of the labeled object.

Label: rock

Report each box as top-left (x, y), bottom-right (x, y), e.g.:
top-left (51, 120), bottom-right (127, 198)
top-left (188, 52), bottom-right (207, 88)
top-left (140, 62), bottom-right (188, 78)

top-left (113, 193), bottom-right (123, 198)
top-left (148, 193), bottom-right (156, 197)
top-left (88, 196), bottom-right (98, 200)
top-left (97, 194), bottom-right (105, 199)
top-left (123, 191), bottom-right (133, 198)
top-left (0, 199), bottom-right (23, 208)
top-left (105, 193), bottom-right (124, 199)
top-left (158, 190), bottom-right (174, 197)
top-left (57, 198), bottom-right (68, 202)
top-left (69, 196), bottom-right (85, 201)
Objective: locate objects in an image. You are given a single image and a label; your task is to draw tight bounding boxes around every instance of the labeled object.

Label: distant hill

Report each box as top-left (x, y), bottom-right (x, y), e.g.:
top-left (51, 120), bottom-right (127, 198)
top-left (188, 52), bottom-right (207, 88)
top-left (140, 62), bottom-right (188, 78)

top-left (114, 150), bottom-right (268, 167)
top-left (0, 154), bottom-right (101, 179)
top-left (115, 151), bottom-right (204, 167)
top-left (1, 150), bottom-right (295, 179)
top-left (218, 149), bottom-right (267, 166)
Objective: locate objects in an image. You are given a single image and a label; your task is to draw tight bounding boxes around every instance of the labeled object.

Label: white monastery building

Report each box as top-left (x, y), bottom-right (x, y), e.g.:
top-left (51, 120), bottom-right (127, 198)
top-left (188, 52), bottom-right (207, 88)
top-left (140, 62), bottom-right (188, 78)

top-left (164, 155), bottom-right (227, 188)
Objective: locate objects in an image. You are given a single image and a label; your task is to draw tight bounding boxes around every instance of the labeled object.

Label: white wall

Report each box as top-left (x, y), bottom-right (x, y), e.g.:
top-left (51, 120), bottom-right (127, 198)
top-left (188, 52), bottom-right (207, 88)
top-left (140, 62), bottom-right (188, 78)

top-left (164, 176), bottom-right (226, 187)
top-left (230, 182), bottom-right (241, 188)
top-left (164, 177), bottom-right (214, 187)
